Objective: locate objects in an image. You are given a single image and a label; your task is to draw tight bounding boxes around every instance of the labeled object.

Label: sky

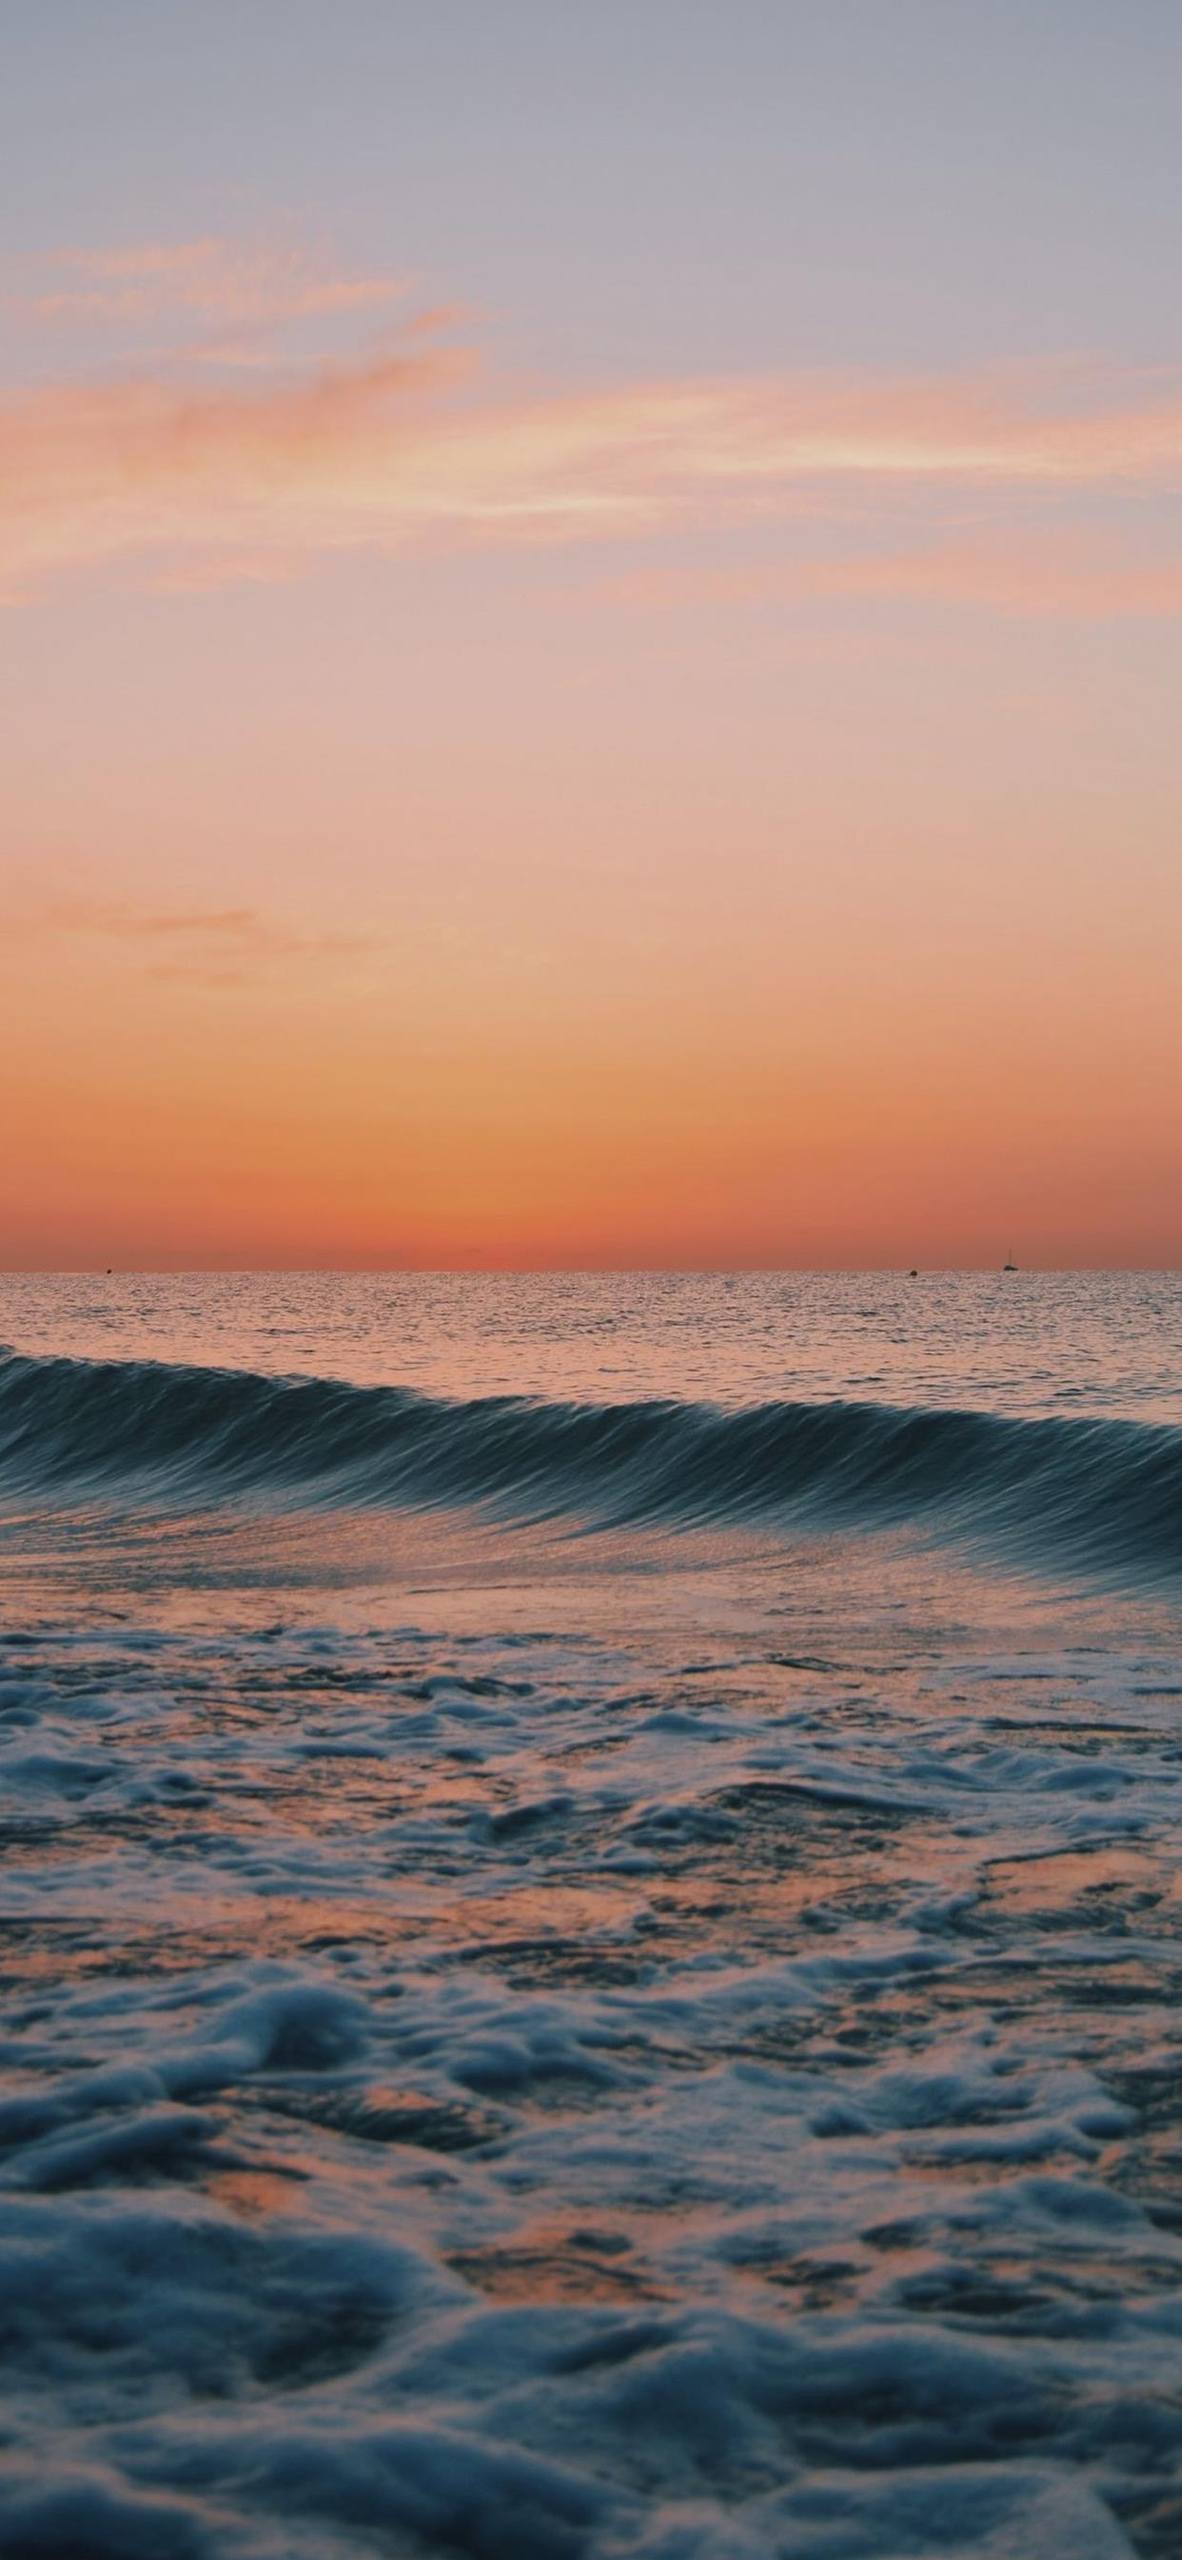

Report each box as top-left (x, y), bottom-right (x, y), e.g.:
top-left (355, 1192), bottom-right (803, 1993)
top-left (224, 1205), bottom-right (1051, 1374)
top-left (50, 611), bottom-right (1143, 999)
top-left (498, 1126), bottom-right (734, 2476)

top-left (2, 1), bottom-right (1181, 1268)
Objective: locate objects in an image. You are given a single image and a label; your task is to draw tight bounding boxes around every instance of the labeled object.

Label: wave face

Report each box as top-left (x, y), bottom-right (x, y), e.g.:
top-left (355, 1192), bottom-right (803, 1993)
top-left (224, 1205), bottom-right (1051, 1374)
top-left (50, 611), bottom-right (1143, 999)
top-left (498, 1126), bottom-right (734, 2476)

top-left (1, 1345), bottom-right (1180, 1584)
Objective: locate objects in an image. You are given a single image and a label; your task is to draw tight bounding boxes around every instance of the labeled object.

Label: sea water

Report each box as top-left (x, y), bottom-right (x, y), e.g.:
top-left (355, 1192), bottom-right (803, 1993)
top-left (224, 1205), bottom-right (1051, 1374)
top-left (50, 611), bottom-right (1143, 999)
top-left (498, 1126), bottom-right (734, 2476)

top-left (1, 1273), bottom-right (1180, 2559)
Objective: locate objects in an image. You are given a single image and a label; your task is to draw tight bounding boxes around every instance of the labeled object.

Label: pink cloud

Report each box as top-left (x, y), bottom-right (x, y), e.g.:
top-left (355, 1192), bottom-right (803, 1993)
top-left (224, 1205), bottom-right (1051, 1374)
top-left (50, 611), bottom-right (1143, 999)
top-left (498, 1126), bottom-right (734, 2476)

top-left (14, 898), bottom-right (369, 985)
top-left (816, 535), bottom-right (1182, 617)
top-left (3, 320), bottom-right (1181, 600)
top-left (599, 532), bottom-right (1182, 620)
top-left (23, 236), bottom-right (411, 334)
top-left (0, 340), bottom-right (472, 591)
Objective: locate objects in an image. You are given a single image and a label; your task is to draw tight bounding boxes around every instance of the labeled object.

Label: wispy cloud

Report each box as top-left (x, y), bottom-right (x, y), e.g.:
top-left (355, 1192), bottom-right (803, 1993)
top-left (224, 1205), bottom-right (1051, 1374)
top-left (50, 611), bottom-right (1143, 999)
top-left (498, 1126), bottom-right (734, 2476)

top-left (599, 531), bottom-right (1182, 620)
top-left (22, 236), bottom-right (411, 336)
top-left (818, 533), bottom-right (1182, 618)
top-left (18, 899), bottom-right (368, 986)
top-left (3, 263), bottom-right (1182, 601)
top-left (0, 340), bottom-right (470, 592)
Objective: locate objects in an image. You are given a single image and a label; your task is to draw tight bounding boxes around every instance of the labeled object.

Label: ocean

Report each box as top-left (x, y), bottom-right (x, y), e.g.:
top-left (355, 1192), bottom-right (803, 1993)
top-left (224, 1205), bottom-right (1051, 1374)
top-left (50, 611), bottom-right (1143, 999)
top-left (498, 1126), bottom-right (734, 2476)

top-left (1, 1271), bottom-right (1180, 2560)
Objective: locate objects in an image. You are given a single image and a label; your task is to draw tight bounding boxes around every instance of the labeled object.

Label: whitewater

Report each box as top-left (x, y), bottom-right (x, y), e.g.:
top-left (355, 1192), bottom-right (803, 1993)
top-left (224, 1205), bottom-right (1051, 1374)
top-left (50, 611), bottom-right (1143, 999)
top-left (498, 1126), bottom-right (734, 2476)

top-left (1, 1273), bottom-right (1181, 2559)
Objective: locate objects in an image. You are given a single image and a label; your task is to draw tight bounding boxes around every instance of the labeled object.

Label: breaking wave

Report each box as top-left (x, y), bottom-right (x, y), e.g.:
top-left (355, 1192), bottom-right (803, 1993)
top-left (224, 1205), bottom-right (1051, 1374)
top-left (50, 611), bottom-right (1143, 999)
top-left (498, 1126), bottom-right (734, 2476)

top-left (0, 1344), bottom-right (1179, 1583)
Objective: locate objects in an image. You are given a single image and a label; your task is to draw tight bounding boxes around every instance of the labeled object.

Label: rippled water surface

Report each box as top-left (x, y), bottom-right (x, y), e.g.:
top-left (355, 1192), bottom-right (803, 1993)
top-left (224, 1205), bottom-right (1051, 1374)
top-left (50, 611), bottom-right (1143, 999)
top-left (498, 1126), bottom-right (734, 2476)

top-left (1, 1275), bottom-right (1180, 2559)
top-left (3, 1267), bottom-right (1182, 1418)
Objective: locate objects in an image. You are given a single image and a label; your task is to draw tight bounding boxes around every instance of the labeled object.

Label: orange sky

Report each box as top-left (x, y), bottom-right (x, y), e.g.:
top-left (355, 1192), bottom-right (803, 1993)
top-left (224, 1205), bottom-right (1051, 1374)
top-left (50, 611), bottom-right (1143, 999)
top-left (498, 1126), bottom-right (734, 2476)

top-left (3, 13), bottom-right (1181, 1267)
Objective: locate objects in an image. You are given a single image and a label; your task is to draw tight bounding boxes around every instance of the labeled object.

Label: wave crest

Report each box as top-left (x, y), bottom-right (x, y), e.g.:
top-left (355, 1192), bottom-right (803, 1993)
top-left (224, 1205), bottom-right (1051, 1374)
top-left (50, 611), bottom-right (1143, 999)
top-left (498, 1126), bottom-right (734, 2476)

top-left (0, 1345), bottom-right (1179, 1583)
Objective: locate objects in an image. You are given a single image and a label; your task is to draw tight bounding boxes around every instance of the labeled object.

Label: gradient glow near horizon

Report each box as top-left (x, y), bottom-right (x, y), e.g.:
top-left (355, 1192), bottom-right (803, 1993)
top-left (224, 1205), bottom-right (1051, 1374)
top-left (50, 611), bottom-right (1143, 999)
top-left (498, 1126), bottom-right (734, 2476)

top-left (3, 3), bottom-right (1181, 1269)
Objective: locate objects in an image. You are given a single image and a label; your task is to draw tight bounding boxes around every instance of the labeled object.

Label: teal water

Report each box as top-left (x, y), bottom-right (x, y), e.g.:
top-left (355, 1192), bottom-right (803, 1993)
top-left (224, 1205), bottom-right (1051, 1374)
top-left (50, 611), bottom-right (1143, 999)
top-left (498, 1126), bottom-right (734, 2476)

top-left (1, 1275), bottom-right (1179, 2559)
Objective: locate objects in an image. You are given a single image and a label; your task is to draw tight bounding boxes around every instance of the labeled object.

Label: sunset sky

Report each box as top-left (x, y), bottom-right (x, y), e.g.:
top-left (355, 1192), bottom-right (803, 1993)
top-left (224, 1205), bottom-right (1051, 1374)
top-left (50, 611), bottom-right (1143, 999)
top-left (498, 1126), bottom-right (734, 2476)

top-left (3, 2), bottom-right (1181, 1267)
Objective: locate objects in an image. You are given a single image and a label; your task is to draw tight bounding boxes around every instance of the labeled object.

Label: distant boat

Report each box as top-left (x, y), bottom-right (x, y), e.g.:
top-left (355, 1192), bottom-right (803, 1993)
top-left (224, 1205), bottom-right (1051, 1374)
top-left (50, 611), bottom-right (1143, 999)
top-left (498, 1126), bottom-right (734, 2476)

top-left (1002, 1250), bottom-right (1018, 1272)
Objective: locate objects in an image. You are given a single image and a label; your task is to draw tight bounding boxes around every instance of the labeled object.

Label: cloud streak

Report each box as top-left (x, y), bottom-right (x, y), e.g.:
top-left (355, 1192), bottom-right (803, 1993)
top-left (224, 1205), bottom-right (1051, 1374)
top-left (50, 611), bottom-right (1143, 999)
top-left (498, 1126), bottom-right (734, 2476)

top-left (600, 531), bottom-right (1182, 620)
top-left (16, 899), bottom-right (368, 986)
top-left (3, 312), bottom-right (1181, 599)
top-left (22, 236), bottom-right (411, 335)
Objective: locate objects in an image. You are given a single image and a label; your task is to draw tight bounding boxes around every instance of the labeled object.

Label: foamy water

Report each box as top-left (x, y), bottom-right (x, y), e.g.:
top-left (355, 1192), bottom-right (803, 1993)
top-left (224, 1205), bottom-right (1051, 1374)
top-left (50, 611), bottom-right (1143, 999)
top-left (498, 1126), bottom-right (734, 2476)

top-left (1, 1275), bottom-right (1180, 2558)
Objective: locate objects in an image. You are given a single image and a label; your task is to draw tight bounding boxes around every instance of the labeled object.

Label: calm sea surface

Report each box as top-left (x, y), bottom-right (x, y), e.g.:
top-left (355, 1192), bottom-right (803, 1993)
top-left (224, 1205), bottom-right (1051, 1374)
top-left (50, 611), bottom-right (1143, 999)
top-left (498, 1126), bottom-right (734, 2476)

top-left (1, 1274), bottom-right (1180, 2560)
